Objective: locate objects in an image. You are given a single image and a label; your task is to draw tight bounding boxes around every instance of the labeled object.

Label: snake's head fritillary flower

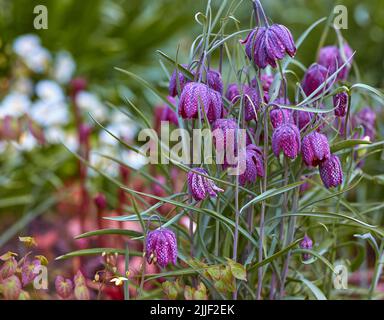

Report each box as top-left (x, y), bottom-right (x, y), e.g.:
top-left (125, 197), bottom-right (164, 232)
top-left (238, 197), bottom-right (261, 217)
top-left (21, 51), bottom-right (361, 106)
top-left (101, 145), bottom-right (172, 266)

top-left (206, 69), bottom-right (223, 94)
top-left (354, 107), bottom-right (376, 140)
top-left (300, 235), bottom-right (313, 261)
top-left (301, 132), bottom-right (330, 167)
top-left (319, 154), bottom-right (343, 188)
top-left (146, 228), bottom-right (177, 268)
top-left (317, 43), bottom-right (353, 81)
top-left (169, 64), bottom-right (190, 97)
top-left (225, 83), bottom-right (240, 104)
top-left (187, 168), bottom-right (224, 201)
top-left (178, 82), bottom-right (223, 123)
top-left (272, 123), bottom-right (301, 159)
top-left (242, 24), bottom-right (296, 69)
top-left (270, 107), bottom-right (293, 129)
top-left (251, 74), bottom-right (274, 102)
top-left (244, 85), bottom-right (261, 121)
top-left (302, 63), bottom-right (329, 97)
top-left (333, 92), bottom-right (348, 117)
top-left (55, 275), bottom-right (74, 299)
top-left (212, 118), bottom-right (239, 151)
top-left (239, 144), bottom-right (264, 186)
top-left (293, 110), bottom-right (313, 131)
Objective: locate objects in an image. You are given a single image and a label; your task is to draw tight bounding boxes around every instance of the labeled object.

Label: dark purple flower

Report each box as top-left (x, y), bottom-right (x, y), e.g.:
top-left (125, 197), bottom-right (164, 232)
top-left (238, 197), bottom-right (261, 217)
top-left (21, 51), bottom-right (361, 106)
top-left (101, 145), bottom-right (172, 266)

top-left (225, 83), bottom-right (240, 103)
top-left (299, 176), bottom-right (311, 193)
top-left (146, 228), bottom-right (177, 268)
top-left (94, 193), bottom-right (107, 210)
top-left (333, 92), bottom-right (348, 117)
top-left (302, 63), bottom-right (329, 97)
top-left (55, 276), bottom-right (74, 299)
top-left (293, 110), bottom-right (314, 131)
top-left (354, 107), bottom-right (376, 140)
top-left (169, 64), bottom-right (190, 97)
top-left (239, 144), bottom-right (264, 186)
top-left (317, 43), bottom-right (353, 81)
top-left (301, 132), bottom-right (330, 167)
top-left (270, 108), bottom-right (293, 129)
top-left (242, 24), bottom-right (296, 69)
top-left (178, 82), bottom-right (223, 123)
top-left (243, 85), bottom-right (261, 121)
top-left (300, 235), bottom-right (313, 261)
top-left (319, 154), bottom-right (343, 188)
top-left (272, 123), bottom-right (301, 159)
top-left (187, 168), bottom-right (224, 201)
top-left (212, 118), bottom-right (239, 152)
top-left (251, 74), bottom-right (274, 102)
top-left (206, 69), bottom-right (223, 94)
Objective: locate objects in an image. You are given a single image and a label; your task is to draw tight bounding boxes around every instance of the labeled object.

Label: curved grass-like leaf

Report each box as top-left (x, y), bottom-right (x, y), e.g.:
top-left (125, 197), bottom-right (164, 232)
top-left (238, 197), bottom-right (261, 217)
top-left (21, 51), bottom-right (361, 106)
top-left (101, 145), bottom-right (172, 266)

top-left (56, 248), bottom-right (141, 260)
top-left (331, 139), bottom-right (372, 153)
top-left (75, 229), bottom-right (142, 240)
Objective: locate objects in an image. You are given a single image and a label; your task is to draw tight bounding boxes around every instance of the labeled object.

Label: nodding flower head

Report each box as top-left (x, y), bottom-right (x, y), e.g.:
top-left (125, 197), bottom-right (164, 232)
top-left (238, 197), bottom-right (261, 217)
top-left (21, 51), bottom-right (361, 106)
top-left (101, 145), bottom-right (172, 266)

top-left (178, 82), bottom-right (223, 123)
top-left (317, 43), bottom-right (353, 81)
top-left (299, 235), bottom-right (313, 261)
top-left (270, 107), bottom-right (293, 129)
top-left (187, 168), bottom-right (224, 201)
top-left (251, 74), bottom-right (274, 102)
top-left (243, 85), bottom-right (261, 121)
top-left (319, 154), bottom-right (343, 188)
top-left (212, 118), bottom-right (240, 150)
top-left (293, 110), bottom-right (313, 131)
top-left (301, 131), bottom-right (330, 167)
top-left (146, 228), bottom-right (177, 268)
top-left (239, 144), bottom-right (264, 186)
top-left (302, 63), bottom-right (329, 97)
top-left (333, 92), bottom-right (348, 117)
top-left (354, 107), bottom-right (376, 140)
top-left (169, 64), bottom-right (190, 97)
top-left (225, 83), bottom-right (240, 103)
top-left (272, 123), bottom-right (301, 159)
top-left (94, 193), bottom-right (107, 211)
top-left (206, 69), bottom-right (223, 94)
top-left (242, 24), bottom-right (296, 69)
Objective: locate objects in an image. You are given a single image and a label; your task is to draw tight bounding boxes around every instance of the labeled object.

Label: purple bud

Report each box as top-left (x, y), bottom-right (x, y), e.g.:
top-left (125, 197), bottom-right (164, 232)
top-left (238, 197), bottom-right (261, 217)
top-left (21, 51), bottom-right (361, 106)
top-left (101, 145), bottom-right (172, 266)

top-left (242, 24), bottom-right (296, 69)
top-left (187, 168), bottom-right (224, 201)
top-left (178, 82), bottom-right (223, 123)
top-left (206, 69), bottom-right (223, 94)
top-left (272, 123), bottom-right (301, 159)
top-left (270, 108), bottom-right (293, 129)
top-left (94, 193), bottom-right (107, 210)
top-left (169, 65), bottom-right (189, 97)
top-left (239, 144), bottom-right (264, 186)
top-left (300, 235), bottom-right (313, 261)
top-left (301, 132), bottom-right (330, 167)
top-left (319, 154), bottom-right (343, 188)
top-left (317, 44), bottom-right (353, 81)
top-left (293, 110), bottom-right (314, 131)
top-left (225, 83), bottom-right (240, 103)
top-left (146, 228), bottom-right (178, 268)
top-left (333, 92), bottom-right (348, 117)
top-left (243, 85), bottom-right (261, 121)
top-left (302, 63), bottom-right (329, 97)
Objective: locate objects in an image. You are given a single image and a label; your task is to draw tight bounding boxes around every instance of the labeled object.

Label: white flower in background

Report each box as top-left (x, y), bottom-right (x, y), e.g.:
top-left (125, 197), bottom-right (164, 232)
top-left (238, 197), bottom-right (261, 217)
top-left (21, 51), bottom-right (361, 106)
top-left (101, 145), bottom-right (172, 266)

top-left (13, 34), bottom-right (41, 57)
top-left (90, 146), bottom-right (119, 177)
top-left (24, 47), bottom-right (51, 73)
top-left (123, 149), bottom-right (147, 170)
top-left (35, 80), bottom-right (65, 103)
top-left (13, 132), bottom-right (37, 151)
top-left (76, 91), bottom-right (107, 122)
top-left (30, 100), bottom-right (69, 127)
top-left (0, 92), bottom-right (31, 117)
top-left (13, 77), bottom-right (34, 96)
top-left (53, 51), bottom-right (76, 84)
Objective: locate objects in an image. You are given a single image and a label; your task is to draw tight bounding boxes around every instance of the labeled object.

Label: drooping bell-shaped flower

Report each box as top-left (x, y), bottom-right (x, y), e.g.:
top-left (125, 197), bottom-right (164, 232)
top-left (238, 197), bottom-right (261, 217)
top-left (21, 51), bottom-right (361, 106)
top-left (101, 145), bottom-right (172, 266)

top-left (354, 107), bottom-right (376, 140)
top-left (299, 235), bottom-right (313, 261)
top-left (272, 123), bottom-right (301, 159)
top-left (178, 82), bottom-right (223, 123)
top-left (293, 110), bottom-right (314, 131)
top-left (333, 92), bottom-right (348, 117)
top-left (270, 107), bottom-right (293, 129)
top-left (302, 63), bottom-right (329, 97)
top-left (251, 74), bottom-right (274, 102)
top-left (243, 85), bottom-right (261, 121)
top-left (187, 168), bottom-right (224, 201)
top-left (239, 144), bottom-right (264, 186)
top-left (242, 24), bottom-right (296, 69)
top-left (225, 83), bottom-right (240, 103)
top-left (301, 131), bottom-right (330, 167)
top-left (146, 228), bottom-right (177, 268)
top-left (317, 43), bottom-right (353, 81)
top-left (169, 64), bottom-right (190, 97)
top-left (206, 69), bottom-right (223, 94)
top-left (319, 154), bottom-right (343, 188)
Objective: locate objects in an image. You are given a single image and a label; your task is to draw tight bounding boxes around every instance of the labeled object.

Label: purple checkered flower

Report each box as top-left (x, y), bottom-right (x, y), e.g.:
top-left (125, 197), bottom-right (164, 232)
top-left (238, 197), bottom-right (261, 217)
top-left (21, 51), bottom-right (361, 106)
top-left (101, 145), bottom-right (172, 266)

top-left (225, 83), bottom-right (240, 103)
top-left (272, 123), bottom-right (301, 159)
top-left (242, 24), bottom-right (296, 69)
top-left (178, 82), bottom-right (223, 123)
top-left (146, 228), bottom-right (178, 268)
top-left (302, 63), bottom-right (329, 97)
top-left (270, 107), bottom-right (293, 129)
top-left (333, 92), bottom-right (348, 117)
top-left (169, 64), bottom-right (190, 97)
top-left (243, 85), bottom-right (261, 121)
top-left (206, 69), bottom-right (223, 94)
top-left (300, 235), bottom-right (313, 261)
top-left (188, 168), bottom-right (224, 201)
top-left (354, 107), bottom-right (376, 140)
top-left (319, 154), bottom-right (343, 188)
top-left (239, 144), bottom-right (264, 186)
top-left (301, 132), bottom-right (330, 167)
